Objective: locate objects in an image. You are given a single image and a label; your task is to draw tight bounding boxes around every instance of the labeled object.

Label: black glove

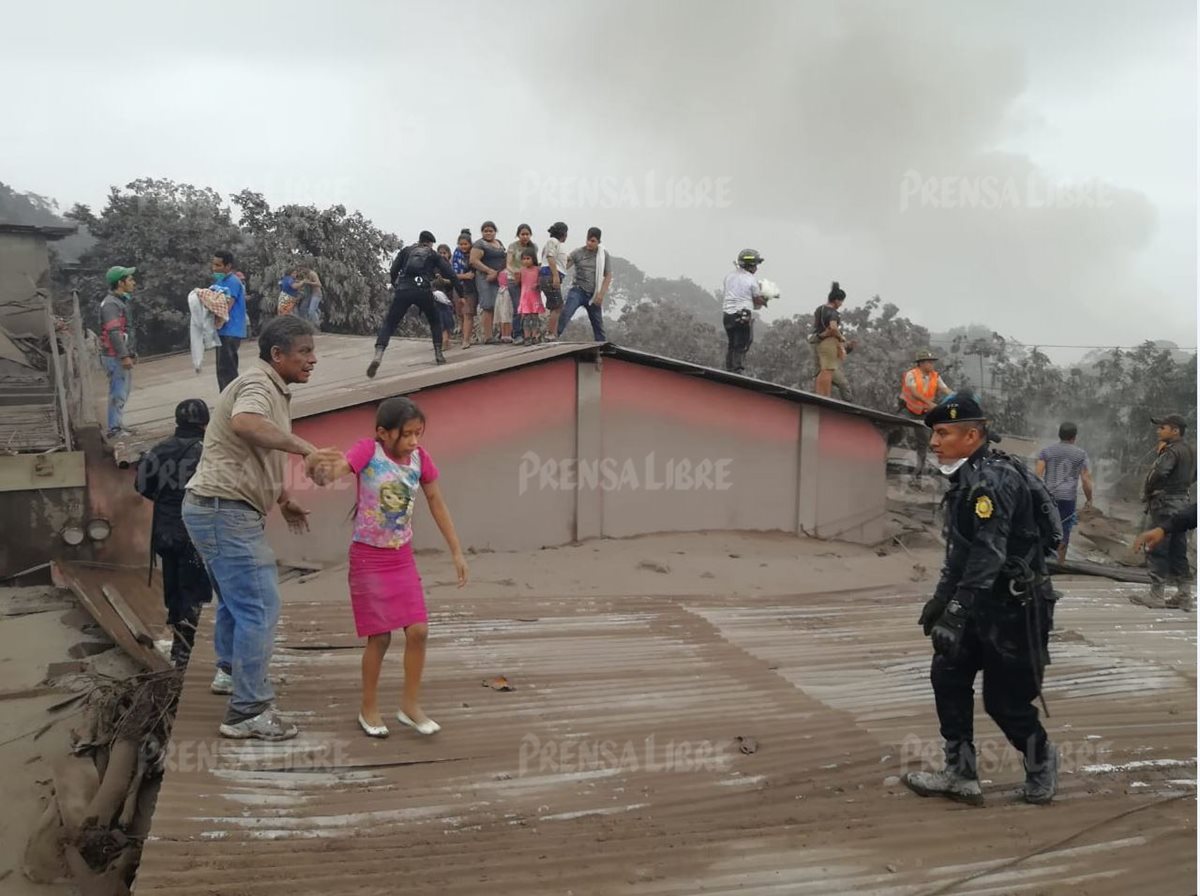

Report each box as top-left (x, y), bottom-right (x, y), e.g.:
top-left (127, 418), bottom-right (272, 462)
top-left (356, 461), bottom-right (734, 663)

top-left (931, 591), bottom-right (975, 658)
top-left (919, 594), bottom-right (949, 636)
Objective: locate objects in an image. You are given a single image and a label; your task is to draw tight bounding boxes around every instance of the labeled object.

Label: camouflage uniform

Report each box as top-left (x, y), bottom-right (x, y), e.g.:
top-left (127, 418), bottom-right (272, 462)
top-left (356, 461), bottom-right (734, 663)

top-left (1142, 437), bottom-right (1196, 603)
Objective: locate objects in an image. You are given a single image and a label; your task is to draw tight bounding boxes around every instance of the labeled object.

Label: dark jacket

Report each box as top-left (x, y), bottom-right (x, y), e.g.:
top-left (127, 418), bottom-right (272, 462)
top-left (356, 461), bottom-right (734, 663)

top-left (935, 447), bottom-right (1047, 600)
top-left (99, 292), bottom-right (132, 358)
top-left (135, 425), bottom-right (205, 553)
top-left (1144, 439), bottom-right (1196, 502)
top-left (390, 245), bottom-right (464, 297)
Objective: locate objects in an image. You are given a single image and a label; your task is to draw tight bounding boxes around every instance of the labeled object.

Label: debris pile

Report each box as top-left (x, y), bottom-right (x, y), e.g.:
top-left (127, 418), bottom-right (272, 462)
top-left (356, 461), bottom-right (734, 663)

top-left (23, 669), bottom-right (180, 896)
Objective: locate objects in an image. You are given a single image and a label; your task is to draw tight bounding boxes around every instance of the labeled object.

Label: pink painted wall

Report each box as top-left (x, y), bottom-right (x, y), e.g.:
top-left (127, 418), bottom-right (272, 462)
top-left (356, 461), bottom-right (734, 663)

top-left (598, 360), bottom-right (800, 537)
top-left (814, 407), bottom-right (888, 542)
top-left (84, 355), bottom-right (891, 571)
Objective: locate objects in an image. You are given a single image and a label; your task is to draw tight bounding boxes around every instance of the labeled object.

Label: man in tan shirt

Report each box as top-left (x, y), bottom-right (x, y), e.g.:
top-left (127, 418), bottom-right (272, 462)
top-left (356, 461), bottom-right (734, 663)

top-left (182, 315), bottom-right (336, 740)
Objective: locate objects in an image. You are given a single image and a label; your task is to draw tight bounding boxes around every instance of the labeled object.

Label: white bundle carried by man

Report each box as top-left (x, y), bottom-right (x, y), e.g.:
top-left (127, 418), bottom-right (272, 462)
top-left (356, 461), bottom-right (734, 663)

top-left (758, 279), bottom-right (781, 304)
top-left (186, 288), bottom-right (223, 374)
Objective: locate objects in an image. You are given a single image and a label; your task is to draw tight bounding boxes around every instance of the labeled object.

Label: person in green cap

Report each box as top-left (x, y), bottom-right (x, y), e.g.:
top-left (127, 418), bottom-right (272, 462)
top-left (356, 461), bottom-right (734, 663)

top-left (100, 266), bottom-right (137, 439)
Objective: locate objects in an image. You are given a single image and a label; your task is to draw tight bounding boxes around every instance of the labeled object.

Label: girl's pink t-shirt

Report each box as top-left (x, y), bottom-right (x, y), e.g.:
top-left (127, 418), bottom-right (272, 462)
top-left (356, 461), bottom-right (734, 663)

top-left (345, 439), bottom-right (439, 549)
top-left (518, 266), bottom-right (545, 314)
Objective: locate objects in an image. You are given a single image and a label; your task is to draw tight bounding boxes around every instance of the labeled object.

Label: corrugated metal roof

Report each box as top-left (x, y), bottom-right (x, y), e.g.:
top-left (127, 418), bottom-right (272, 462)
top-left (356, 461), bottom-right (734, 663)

top-left (135, 570), bottom-right (1195, 894)
top-left (599, 344), bottom-right (915, 428)
top-left (0, 401), bottom-right (62, 452)
top-left (0, 222), bottom-right (78, 240)
top-left (111, 335), bottom-right (913, 465)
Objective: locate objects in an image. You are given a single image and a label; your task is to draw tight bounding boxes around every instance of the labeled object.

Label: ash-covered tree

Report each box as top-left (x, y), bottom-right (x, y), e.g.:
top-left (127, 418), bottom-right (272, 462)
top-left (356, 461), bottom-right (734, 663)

top-left (605, 299), bottom-right (725, 368)
top-left (232, 191), bottom-right (400, 335)
top-left (60, 179), bottom-right (244, 355)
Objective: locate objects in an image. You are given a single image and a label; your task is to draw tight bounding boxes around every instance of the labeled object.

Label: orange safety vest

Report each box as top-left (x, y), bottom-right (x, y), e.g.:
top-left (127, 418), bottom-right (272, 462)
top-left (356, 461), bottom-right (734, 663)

top-left (901, 367), bottom-right (940, 415)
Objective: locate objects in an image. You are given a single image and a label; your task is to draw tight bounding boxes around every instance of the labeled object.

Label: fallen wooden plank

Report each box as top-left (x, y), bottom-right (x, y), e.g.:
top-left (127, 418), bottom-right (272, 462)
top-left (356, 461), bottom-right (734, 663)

top-left (50, 562), bottom-right (169, 672)
top-left (102, 585), bottom-right (157, 647)
top-left (1048, 558), bottom-right (1154, 584)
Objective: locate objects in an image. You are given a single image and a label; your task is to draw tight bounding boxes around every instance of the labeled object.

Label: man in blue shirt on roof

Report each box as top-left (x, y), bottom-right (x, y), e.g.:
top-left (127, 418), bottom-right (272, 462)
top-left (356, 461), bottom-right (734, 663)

top-left (211, 250), bottom-right (247, 392)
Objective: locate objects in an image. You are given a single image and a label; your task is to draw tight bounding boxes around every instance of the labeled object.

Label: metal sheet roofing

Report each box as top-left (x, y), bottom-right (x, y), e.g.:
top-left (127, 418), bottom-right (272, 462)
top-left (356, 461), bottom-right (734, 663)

top-left (135, 566), bottom-right (1196, 894)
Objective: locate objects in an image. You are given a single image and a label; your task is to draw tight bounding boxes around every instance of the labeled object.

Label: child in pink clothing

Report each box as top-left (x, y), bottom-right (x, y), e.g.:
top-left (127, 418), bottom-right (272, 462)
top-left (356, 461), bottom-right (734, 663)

top-left (318, 397), bottom-right (468, 738)
top-left (516, 248), bottom-right (546, 343)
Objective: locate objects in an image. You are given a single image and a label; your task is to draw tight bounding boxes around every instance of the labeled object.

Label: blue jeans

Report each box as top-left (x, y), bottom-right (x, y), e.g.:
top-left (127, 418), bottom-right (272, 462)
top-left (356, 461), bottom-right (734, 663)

top-left (301, 290), bottom-right (322, 325)
top-left (1054, 499), bottom-right (1077, 545)
top-left (101, 356), bottom-right (132, 433)
top-left (507, 281), bottom-right (524, 339)
top-left (557, 286), bottom-right (606, 341)
top-left (181, 496), bottom-right (281, 723)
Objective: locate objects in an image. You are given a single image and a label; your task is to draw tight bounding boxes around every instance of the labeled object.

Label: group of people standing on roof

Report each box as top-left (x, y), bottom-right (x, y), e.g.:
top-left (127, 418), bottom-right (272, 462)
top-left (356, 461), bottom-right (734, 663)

top-left (97, 222), bottom-right (616, 438)
top-left (99, 252), bottom-right (250, 441)
top-left (367, 222), bottom-right (614, 374)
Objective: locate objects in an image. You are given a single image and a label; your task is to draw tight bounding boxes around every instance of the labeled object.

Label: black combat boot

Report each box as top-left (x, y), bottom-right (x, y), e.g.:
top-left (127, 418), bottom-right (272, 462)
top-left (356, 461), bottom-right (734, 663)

top-left (902, 740), bottom-right (984, 807)
top-left (434, 347), bottom-right (447, 365)
top-left (1023, 745), bottom-right (1058, 805)
top-left (367, 347), bottom-right (385, 378)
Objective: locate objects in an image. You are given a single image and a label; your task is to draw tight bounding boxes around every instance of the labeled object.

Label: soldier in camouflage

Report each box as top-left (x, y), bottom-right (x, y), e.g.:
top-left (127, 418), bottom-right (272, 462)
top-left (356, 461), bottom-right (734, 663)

top-left (1132, 414), bottom-right (1196, 611)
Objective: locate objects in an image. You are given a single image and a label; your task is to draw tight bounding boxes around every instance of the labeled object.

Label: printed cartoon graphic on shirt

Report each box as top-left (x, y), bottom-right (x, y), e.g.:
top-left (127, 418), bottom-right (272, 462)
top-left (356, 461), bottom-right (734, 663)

top-left (377, 479), bottom-right (414, 528)
top-left (346, 439), bottom-right (439, 549)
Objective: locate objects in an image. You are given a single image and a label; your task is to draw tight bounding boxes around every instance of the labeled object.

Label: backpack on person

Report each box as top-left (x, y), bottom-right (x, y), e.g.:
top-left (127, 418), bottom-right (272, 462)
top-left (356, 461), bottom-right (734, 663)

top-left (401, 246), bottom-right (436, 287)
top-left (989, 449), bottom-right (1064, 559)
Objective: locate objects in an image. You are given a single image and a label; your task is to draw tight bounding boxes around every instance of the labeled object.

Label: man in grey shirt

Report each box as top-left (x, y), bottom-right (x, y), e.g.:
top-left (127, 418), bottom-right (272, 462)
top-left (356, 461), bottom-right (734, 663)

top-left (1035, 421), bottom-right (1094, 563)
top-left (557, 226), bottom-right (611, 341)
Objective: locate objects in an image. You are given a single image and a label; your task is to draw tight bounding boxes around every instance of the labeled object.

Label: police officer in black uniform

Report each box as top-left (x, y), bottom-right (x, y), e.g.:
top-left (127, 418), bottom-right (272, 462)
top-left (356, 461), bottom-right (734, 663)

top-left (369, 230), bottom-right (465, 375)
top-left (902, 392), bottom-right (1060, 807)
top-left (135, 399), bottom-right (214, 668)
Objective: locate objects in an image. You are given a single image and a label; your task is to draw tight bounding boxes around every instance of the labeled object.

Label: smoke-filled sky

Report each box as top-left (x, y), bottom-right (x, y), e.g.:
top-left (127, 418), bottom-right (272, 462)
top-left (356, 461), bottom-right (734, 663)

top-left (4, 0), bottom-right (1195, 362)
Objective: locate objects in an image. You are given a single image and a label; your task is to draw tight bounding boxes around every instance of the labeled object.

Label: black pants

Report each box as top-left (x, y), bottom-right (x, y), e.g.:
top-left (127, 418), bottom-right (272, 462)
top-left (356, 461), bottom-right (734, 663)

top-left (930, 589), bottom-right (1052, 777)
top-left (375, 287), bottom-right (442, 352)
top-left (159, 544), bottom-right (213, 668)
top-left (1146, 495), bottom-right (1192, 587)
top-left (216, 336), bottom-right (241, 392)
top-left (723, 312), bottom-right (753, 373)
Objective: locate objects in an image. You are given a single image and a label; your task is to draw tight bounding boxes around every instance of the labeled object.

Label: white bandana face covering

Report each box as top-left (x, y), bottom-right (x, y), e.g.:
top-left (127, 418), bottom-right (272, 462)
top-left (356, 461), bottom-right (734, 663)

top-left (937, 457), bottom-right (969, 477)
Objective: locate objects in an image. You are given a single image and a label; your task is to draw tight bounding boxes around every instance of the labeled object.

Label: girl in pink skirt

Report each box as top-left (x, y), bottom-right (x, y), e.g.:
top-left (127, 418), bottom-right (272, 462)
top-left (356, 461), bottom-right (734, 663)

top-left (318, 397), bottom-right (468, 738)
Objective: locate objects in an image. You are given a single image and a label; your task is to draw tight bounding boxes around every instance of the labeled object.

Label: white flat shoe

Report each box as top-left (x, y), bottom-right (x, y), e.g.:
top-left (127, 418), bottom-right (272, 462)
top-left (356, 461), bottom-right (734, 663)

top-left (396, 710), bottom-right (440, 735)
top-left (358, 713), bottom-right (389, 738)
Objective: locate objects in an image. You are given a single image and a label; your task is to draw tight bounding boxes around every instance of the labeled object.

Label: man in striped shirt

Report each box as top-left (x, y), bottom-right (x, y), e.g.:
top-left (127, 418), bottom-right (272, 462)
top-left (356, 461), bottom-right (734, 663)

top-left (1035, 422), bottom-right (1094, 563)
